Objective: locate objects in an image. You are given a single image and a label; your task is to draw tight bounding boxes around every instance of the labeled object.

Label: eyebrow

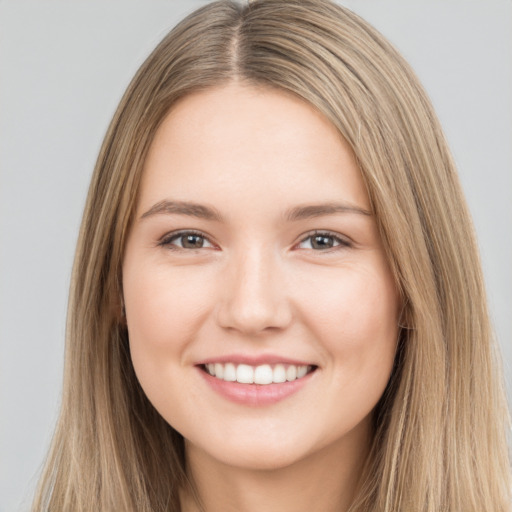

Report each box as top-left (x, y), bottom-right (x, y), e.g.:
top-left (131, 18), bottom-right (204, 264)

top-left (140, 200), bottom-right (224, 222)
top-left (140, 199), bottom-right (372, 223)
top-left (284, 202), bottom-right (372, 221)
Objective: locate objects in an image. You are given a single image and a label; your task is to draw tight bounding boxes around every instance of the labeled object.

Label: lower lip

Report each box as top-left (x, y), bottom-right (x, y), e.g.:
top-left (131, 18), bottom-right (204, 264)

top-left (197, 367), bottom-right (314, 406)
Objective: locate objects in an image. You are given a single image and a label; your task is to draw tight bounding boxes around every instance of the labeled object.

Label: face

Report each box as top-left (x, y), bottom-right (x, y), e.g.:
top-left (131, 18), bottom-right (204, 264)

top-left (123, 83), bottom-right (399, 472)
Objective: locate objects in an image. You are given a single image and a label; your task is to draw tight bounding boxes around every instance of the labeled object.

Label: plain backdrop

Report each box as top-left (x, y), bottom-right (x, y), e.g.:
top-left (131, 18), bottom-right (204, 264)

top-left (1, 1), bottom-right (511, 511)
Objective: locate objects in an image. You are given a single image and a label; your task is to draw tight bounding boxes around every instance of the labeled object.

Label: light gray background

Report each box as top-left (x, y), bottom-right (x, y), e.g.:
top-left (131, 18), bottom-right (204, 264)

top-left (1, 1), bottom-right (511, 511)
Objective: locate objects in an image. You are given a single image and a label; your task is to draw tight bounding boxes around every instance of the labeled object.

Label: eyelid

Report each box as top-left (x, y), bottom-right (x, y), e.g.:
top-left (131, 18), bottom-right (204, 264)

top-left (158, 229), bottom-right (217, 250)
top-left (295, 230), bottom-right (353, 251)
top-left (157, 229), bottom-right (352, 252)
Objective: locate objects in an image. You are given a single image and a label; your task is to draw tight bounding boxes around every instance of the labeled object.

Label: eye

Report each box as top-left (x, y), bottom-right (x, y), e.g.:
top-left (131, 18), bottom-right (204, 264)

top-left (159, 230), bottom-right (215, 250)
top-left (297, 231), bottom-right (351, 251)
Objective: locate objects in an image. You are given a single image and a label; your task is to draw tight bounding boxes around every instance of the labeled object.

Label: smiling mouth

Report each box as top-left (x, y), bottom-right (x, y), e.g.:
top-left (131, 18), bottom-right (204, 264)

top-left (200, 363), bottom-right (317, 385)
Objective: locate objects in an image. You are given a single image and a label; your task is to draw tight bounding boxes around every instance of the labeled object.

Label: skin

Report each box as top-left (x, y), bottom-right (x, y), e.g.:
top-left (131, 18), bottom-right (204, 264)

top-left (122, 83), bottom-right (400, 512)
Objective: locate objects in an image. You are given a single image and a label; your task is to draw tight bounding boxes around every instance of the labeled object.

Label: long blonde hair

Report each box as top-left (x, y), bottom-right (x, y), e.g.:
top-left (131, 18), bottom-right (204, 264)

top-left (33, 1), bottom-right (511, 510)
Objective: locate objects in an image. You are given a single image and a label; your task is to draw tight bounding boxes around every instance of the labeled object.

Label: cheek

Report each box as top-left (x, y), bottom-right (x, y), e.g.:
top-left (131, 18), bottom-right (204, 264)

top-left (123, 262), bottom-right (217, 423)
top-left (125, 264), bottom-right (210, 341)
top-left (123, 262), bottom-right (214, 380)
top-left (299, 263), bottom-right (399, 383)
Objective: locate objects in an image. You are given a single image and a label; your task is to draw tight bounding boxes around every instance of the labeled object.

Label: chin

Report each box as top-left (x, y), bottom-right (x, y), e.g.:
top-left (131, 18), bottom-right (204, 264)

top-left (195, 443), bottom-right (311, 472)
top-left (185, 424), bottom-right (341, 473)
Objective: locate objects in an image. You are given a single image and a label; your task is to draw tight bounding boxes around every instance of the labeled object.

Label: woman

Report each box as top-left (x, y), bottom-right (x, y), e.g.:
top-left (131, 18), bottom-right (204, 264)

top-left (32, 0), bottom-right (511, 510)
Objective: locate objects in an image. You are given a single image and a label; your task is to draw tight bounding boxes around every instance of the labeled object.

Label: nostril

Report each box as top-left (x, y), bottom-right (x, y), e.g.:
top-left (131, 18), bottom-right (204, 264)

top-left (216, 299), bottom-right (293, 334)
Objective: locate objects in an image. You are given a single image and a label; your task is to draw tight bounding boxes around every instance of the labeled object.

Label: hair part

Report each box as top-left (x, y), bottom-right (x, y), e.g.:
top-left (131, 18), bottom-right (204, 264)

top-left (33, 1), bottom-right (511, 511)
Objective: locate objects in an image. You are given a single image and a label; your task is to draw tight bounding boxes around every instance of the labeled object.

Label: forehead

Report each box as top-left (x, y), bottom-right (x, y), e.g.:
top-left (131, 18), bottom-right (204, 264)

top-left (138, 83), bottom-right (370, 217)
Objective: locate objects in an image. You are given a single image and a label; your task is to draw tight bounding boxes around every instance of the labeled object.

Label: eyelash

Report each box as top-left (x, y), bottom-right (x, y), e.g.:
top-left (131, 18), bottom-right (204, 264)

top-left (158, 230), bottom-right (215, 251)
top-left (158, 229), bottom-right (352, 253)
top-left (296, 230), bottom-right (352, 251)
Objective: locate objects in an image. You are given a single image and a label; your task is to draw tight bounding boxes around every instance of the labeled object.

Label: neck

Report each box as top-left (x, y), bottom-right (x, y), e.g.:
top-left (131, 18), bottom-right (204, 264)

top-left (180, 422), bottom-right (371, 512)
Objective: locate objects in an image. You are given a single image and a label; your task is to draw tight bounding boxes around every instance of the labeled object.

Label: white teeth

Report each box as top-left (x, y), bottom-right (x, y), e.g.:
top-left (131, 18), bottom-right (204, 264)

top-left (273, 364), bottom-right (287, 383)
top-left (254, 364), bottom-right (273, 385)
top-left (214, 363), bottom-right (224, 379)
top-left (297, 365), bottom-right (308, 378)
top-left (286, 365), bottom-right (297, 381)
top-left (236, 364), bottom-right (254, 384)
top-left (224, 362), bottom-right (236, 382)
top-left (205, 362), bottom-right (313, 385)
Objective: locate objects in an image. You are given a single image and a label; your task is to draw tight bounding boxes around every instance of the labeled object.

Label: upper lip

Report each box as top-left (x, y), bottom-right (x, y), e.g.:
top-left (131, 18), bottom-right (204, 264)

top-left (195, 354), bottom-right (317, 367)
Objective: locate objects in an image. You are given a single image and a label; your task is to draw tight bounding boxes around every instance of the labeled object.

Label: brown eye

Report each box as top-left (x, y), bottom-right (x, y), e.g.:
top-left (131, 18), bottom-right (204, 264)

top-left (160, 231), bottom-right (214, 250)
top-left (181, 233), bottom-right (206, 248)
top-left (311, 234), bottom-right (335, 249)
top-left (297, 231), bottom-right (350, 251)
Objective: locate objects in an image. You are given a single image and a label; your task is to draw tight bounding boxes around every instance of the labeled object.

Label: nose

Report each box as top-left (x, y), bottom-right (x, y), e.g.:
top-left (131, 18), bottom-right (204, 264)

top-left (216, 246), bottom-right (293, 335)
